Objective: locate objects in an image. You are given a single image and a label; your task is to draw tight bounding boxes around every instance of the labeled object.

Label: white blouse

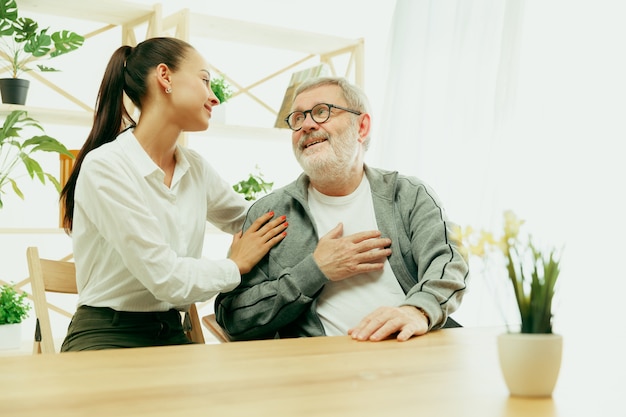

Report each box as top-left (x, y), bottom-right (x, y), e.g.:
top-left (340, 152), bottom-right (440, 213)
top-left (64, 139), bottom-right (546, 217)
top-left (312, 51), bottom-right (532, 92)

top-left (71, 129), bottom-right (249, 312)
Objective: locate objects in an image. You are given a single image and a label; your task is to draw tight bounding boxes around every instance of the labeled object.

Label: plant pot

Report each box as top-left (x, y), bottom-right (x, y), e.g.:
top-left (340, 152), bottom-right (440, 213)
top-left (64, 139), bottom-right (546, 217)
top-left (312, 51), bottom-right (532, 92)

top-left (0, 78), bottom-right (30, 105)
top-left (497, 332), bottom-right (563, 397)
top-left (0, 322), bottom-right (22, 350)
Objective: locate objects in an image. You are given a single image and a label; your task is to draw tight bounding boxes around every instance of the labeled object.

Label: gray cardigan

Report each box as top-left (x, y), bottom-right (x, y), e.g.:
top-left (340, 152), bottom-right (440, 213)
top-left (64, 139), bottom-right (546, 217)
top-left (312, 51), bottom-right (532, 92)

top-left (215, 166), bottom-right (469, 340)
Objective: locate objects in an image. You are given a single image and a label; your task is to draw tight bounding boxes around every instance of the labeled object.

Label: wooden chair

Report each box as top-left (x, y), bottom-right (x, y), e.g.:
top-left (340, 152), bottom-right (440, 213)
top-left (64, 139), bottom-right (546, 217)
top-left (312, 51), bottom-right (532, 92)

top-left (27, 246), bottom-right (77, 354)
top-left (183, 303), bottom-right (205, 344)
top-left (202, 313), bottom-right (231, 343)
top-left (27, 246), bottom-right (205, 354)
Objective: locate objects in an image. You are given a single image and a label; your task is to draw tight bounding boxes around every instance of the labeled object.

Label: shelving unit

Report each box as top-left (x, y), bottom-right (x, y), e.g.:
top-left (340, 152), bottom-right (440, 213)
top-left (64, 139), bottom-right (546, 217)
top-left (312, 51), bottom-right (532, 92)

top-left (2, 2), bottom-right (366, 344)
top-left (11, 0), bottom-right (364, 132)
top-left (3, 0), bottom-right (361, 227)
top-left (11, 0), bottom-right (163, 125)
top-left (17, 0), bottom-right (156, 25)
top-left (0, 104), bottom-right (93, 126)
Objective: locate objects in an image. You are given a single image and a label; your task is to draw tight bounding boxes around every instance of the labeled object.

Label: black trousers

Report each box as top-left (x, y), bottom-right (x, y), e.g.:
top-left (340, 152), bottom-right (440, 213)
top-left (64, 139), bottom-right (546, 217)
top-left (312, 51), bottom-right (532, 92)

top-left (60, 305), bottom-right (193, 352)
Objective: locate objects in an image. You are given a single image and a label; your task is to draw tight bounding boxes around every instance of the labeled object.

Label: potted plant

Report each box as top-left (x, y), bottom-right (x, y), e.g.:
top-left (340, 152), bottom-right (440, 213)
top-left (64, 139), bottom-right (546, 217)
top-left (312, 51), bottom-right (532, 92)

top-left (0, 109), bottom-right (75, 209)
top-left (232, 166), bottom-right (273, 201)
top-left (0, 0), bottom-right (85, 104)
top-left (453, 210), bottom-right (563, 397)
top-left (0, 283), bottom-right (31, 350)
top-left (211, 75), bottom-right (233, 104)
top-left (210, 75), bottom-right (233, 124)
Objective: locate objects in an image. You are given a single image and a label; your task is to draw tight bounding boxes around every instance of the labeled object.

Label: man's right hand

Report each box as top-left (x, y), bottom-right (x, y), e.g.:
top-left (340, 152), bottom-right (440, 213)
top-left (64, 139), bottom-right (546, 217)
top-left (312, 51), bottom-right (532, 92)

top-left (313, 223), bottom-right (392, 281)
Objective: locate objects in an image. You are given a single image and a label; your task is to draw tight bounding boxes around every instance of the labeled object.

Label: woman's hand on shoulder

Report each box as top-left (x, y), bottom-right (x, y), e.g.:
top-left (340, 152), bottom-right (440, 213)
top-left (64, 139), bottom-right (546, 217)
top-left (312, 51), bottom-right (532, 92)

top-left (228, 211), bottom-right (287, 274)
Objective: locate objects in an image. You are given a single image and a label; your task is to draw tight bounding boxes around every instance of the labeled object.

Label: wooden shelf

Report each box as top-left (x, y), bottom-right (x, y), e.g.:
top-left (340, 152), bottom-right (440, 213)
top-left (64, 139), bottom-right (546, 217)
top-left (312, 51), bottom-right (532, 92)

top-left (187, 12), bottom-right (360, 55)
top-left (0, 103), bottom-right (289, 141)
top-left (17, 0), bottom-right (362, 56)
top-left (0, 104), bottom-right (93, 126)
top-left (17, 0), bottom-right (156, 25)
top-left (10, 1), bottom-right (364, 132)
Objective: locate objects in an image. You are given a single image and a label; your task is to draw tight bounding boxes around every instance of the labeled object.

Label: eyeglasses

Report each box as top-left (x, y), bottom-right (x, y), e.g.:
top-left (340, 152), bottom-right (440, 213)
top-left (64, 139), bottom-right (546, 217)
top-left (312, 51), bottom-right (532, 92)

top-left (284, 103), bottom-right (362, 131)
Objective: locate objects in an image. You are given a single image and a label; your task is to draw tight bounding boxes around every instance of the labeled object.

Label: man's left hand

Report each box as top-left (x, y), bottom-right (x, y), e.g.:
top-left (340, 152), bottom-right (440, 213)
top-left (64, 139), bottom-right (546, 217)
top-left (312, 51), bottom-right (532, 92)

top-left (348, 306), bottom-right (429, 342)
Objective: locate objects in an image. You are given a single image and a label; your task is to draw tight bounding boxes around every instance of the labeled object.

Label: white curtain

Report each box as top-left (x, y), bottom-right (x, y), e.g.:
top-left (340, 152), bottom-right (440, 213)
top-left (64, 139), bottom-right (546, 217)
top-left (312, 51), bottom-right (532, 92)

top-left (369, 0), bottom-right (525, 326)
top-left (370, 0), bottom-right (524, 227)
top-left (373, 0), bottom-right (626, 332)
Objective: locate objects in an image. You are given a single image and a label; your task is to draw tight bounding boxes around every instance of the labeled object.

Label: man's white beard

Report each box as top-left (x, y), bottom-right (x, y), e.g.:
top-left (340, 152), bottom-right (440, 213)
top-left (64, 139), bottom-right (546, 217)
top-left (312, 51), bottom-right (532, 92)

top-left (295, 125), bottom-right (360, 183)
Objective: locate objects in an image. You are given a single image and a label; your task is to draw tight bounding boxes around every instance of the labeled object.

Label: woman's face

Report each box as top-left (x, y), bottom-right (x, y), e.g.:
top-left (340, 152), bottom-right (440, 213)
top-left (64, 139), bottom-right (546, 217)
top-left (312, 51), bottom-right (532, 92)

top-left (169, 49), bottom-right (219, 132)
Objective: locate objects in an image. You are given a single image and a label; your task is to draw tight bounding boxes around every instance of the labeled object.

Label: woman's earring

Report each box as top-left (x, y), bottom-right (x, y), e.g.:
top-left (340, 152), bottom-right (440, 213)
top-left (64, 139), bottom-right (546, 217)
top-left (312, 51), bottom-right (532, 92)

top-left (165, 87), bottom-right (172, 94)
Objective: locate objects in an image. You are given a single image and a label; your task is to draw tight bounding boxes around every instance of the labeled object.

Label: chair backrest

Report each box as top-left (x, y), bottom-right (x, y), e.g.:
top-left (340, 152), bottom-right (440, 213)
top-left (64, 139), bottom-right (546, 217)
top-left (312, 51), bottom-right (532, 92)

top-left (27, 246), bottom-right (205, 352)
top-left (183, 303), bottom-right (205, 344)
top-left (202, 313), bottom-right (231, 343)
top-left (27, 246), bottom-right (77, 354)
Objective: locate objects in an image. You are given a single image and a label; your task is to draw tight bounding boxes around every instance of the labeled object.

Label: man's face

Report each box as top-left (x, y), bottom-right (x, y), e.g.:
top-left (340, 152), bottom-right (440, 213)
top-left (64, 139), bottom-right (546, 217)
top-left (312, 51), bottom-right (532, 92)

top-left (291, 85), bottom-right (362, 178)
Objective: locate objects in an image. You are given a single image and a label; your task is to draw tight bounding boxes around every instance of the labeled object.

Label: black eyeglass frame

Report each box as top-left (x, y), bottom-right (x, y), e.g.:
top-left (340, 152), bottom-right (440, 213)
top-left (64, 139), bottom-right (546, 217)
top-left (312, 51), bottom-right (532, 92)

top-left (284, 103), bottom-right (362, 131)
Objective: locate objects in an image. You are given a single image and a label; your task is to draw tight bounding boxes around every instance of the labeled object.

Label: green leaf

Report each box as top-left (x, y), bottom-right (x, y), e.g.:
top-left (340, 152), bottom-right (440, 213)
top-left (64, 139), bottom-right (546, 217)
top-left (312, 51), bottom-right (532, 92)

top-left (23, 134), bottom-right (74, 156)
top-left (44, 172), bottom-right (62, 192)
top-left (232, 170), bottom-right (273, 201)
top-left (211, 76), bottom-right (233, 104)
top-left (36, 64), bottom-right (60, 72)
top-left (0, 110), bottom-right (73, 208)
top-left (22, 27), bottom-right (52, 57)
top-left (9, 178), bottom-right (24, 199)
top-left (0, 284), bottom-right (31, 324)
top-left (49, 30), bottom-right (84, 57)
top-left (20, 153), bottom-right (45, 182)
top-left (0, 0), bottom-right (18, 32)
top-left (13, 17), bottom-right (40, 43)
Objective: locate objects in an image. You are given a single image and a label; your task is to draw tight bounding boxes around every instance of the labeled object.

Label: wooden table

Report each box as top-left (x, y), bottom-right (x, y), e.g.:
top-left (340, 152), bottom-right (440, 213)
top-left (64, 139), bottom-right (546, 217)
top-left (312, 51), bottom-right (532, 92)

top-left (0, 327), bottom-right (620, 416)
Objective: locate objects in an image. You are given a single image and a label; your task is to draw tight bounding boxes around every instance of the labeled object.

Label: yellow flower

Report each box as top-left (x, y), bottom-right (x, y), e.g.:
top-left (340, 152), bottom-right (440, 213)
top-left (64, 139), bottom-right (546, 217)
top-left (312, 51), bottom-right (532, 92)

top-left (458, 210), bottom-right (562, 334)
top-left (503, 210), bottom-right (524, 241)
top-left (450, 225), bottom-right (471, 258)
top-left (449, 224), bottom-right (464, 244)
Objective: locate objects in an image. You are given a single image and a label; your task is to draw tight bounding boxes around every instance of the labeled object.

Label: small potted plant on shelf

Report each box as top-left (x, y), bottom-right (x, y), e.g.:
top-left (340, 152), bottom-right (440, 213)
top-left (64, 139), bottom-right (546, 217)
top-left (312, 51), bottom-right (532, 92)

top-left (0, 283), bottom-right (31, 350)
top-left (210, 75), bottom-right (233, 124)
top-left (0, 0), bottom-right (85, 104)
top-left (0, 109), bottom-right (75, 209)
top-left (453, 210), bottom-right (564, 397)
top-left (211, 75), bottom-right (233, 104)
top-left (233, 166), bottom-right (273, 201)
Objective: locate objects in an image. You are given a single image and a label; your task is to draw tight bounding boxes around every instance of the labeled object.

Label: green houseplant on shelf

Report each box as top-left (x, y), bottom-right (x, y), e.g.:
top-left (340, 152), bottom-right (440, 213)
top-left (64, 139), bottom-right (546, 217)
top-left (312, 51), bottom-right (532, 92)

top-left (233, 166), bottom-right (273, 201)
top-left (0, 0), bottom-right (85, 104)
top-left (211, 75), bottom-right (233, 104)
top-left (210, 75), bottom-right (233, 124)
top-left (0, 283), bottom-right (31, 350)
top-left (453, 210), bottom-right (564, 397)
top-left (0, 109), bottom-right (75, 209)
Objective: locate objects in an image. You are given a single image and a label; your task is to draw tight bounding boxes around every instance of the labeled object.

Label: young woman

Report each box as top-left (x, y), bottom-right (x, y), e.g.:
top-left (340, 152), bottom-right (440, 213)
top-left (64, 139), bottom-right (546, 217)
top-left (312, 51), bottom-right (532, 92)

top-left (59, 37), bottom-right (287, 351)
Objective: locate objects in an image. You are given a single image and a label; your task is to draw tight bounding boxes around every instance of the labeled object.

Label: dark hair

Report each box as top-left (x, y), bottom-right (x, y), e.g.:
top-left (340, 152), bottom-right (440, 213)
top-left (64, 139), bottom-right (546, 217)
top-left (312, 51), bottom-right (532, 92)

top-left (60, 37), bottom-right (193, 233)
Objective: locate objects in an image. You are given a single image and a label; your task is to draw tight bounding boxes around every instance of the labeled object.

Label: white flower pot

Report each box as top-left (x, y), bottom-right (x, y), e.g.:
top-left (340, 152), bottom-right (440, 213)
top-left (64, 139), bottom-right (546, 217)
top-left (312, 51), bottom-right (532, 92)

top-left (0, 323), bottom-right (22, 350)
top-left (497, 332), bottom-right (563, 397)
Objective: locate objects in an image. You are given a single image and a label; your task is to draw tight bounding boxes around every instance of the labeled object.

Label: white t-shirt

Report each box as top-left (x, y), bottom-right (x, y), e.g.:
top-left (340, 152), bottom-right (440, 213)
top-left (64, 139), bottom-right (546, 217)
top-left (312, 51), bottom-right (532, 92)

top-left (72, 129), bottom-right (248, 312)
top-left (308, 176), bottom-right (405, 336)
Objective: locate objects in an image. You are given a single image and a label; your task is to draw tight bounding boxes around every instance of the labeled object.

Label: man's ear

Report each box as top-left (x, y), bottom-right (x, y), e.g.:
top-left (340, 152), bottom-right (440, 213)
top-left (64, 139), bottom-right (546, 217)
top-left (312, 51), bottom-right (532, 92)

top-left (357, 113), bottom-right (371, 143)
